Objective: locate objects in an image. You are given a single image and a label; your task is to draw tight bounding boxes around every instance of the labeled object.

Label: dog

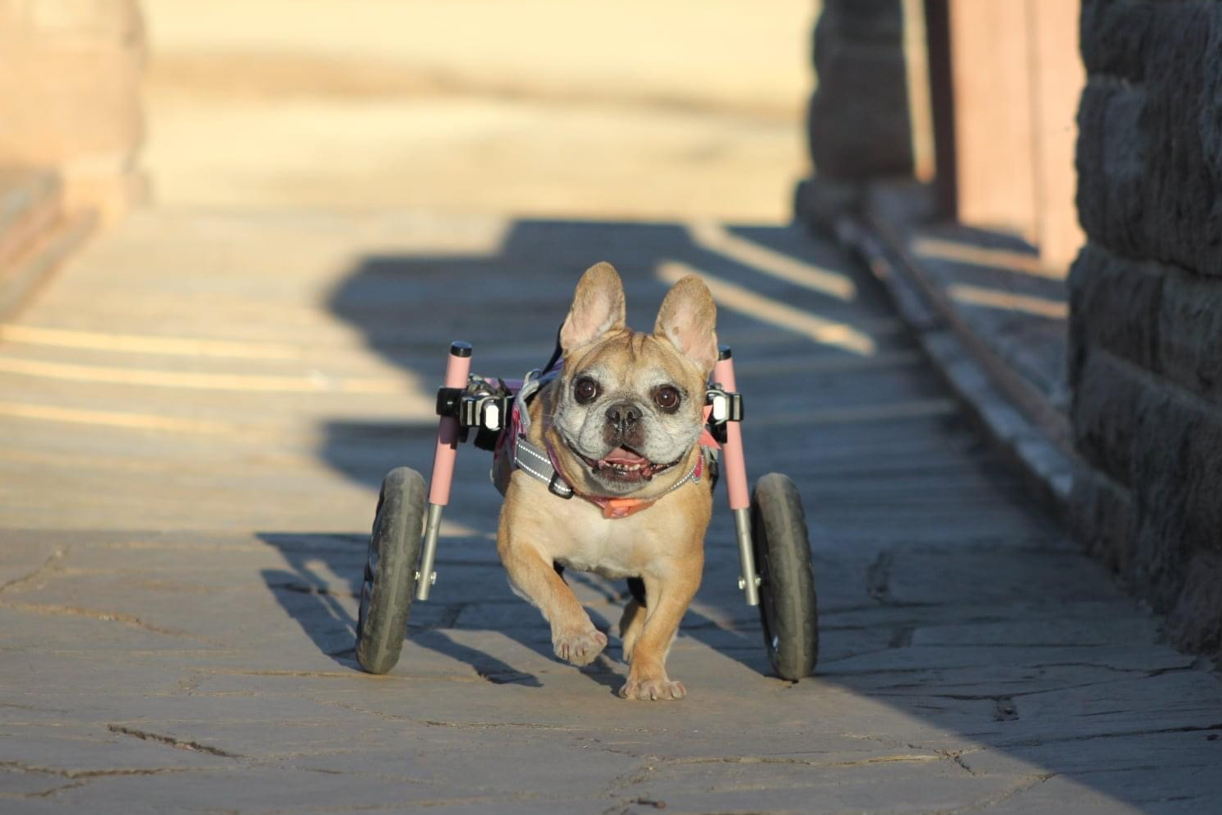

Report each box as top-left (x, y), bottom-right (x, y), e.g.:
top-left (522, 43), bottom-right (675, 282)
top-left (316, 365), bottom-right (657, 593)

top-left (495, 262), bottom-right (717, 701)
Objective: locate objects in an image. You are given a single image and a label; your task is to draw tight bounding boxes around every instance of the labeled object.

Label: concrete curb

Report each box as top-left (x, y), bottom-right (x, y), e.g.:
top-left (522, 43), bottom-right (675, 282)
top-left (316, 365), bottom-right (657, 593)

top-left (0, 211), bottom-right (96, 320)
top-left (0, 169), bottom-right (60, 269)
top-left (0, 168), bottom-right (96, 321)
top-left (821, 200), bottom-right (1075, 522)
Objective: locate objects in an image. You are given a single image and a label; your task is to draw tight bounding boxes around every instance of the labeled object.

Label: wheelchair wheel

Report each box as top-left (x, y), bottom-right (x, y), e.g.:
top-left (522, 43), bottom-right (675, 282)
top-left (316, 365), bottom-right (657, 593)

top-left (355, 467), bottom-right (426, 674)
top-left (751, 473), bottom-right (818, 680)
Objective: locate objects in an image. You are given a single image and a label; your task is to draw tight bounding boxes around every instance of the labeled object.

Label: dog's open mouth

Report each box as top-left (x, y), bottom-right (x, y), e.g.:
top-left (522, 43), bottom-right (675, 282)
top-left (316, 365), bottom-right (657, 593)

top-left (575, 445), bottom-right (680, 483)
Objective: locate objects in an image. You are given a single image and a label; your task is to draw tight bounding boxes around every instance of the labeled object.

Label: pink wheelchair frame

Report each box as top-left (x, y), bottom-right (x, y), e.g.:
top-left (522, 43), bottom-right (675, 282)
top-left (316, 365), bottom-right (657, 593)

top-left (353, 340), bottom-right (816, 682)
top-left (416, 341), bottom-right (761, 607)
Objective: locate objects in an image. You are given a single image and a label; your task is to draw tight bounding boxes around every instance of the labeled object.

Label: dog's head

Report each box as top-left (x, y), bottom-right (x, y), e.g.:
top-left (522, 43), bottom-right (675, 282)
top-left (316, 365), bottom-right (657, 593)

top-left (547, 262), bottom-right (717, 498)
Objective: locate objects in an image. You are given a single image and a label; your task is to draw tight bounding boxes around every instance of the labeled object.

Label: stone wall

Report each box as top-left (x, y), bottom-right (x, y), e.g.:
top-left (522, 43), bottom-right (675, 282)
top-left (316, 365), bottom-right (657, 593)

top-left (798, 0), bottom-right (914, 224)
top-left (1070, 0), bottom-right (1222, 659)
top-left (808, 0), bottom-right (913, 180)
top-left (0, 0), bottom-right (147, 221)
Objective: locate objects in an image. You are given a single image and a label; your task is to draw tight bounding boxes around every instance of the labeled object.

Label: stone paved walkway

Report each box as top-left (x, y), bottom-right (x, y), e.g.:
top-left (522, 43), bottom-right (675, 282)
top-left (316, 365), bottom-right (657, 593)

top-left (1, 210), bottom-right (1219, 814)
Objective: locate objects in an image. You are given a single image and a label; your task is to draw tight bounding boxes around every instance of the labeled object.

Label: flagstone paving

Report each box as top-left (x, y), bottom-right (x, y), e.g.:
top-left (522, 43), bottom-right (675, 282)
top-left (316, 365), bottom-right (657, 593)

top-left (1, 210), bottom-right (1219, 814)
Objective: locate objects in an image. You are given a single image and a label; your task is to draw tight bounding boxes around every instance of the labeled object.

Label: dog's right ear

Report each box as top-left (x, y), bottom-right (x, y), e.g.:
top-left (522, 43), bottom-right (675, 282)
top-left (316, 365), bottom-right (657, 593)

top-left (560, 262), bottom-right (627, 352)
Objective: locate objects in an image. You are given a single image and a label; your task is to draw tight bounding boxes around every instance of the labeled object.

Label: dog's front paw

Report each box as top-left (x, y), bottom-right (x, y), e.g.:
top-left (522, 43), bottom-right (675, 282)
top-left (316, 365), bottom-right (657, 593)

top-left (553, 628), bottom-right (608, 666)
top-left (619, 676), bottom-right (687, 701)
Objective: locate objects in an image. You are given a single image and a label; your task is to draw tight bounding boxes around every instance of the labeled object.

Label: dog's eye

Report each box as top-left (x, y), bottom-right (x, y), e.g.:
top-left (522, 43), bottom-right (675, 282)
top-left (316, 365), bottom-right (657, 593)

top-left (653, 385), bottom-right (681, 413)
top-left (574, 376), bottom-right (600, 405)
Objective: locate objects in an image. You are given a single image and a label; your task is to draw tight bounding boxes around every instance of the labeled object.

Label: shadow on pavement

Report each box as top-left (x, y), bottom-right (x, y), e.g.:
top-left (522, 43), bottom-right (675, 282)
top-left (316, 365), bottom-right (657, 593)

top-left (255, 523), bottom-right (765, 697)
top-left (256, 217), bottom-right (1214, 812)
top-left (258, 532), bottom-right (543, 688)
top-left (258, 218), bottom-right (873, 692)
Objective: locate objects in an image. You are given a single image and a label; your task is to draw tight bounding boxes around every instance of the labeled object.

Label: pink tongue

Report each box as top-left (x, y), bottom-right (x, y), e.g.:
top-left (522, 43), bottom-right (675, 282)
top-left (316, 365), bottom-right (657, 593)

top-left (603, 447), bottom-right (648, 465)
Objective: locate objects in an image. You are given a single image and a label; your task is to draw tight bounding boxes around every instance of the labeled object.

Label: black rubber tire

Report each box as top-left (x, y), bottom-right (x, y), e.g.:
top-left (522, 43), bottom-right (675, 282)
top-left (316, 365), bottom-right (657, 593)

top-left (751, 473), bottom-right (818, 680)
top-left (355, 467), bottom-right (427, 675)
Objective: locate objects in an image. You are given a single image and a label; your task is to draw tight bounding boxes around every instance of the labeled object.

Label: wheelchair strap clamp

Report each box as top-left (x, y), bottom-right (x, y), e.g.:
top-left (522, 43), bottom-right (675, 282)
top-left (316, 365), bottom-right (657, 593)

top-left (435, 387), bottom-right (464, 418)
top-left (705, 386), bottom-right (744, 424)
top-left (436, 385), bottom-right (512, 434)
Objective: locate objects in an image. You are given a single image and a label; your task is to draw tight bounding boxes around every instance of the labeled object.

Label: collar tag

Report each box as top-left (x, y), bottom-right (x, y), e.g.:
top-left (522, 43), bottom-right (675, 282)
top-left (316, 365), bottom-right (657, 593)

top-left (594, 497), bottom-right (652, 518)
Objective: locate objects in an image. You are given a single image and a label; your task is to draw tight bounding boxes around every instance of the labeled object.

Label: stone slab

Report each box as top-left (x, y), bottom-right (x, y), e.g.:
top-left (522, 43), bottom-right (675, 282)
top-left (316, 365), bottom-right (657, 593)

top-left (1, 211), bottom-right (1219, 813)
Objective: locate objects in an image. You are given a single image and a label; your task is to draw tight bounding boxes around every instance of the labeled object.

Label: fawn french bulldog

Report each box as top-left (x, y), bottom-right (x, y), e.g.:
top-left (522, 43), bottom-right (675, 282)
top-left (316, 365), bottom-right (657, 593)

top-left (495, 262), bottom-right (717, 700)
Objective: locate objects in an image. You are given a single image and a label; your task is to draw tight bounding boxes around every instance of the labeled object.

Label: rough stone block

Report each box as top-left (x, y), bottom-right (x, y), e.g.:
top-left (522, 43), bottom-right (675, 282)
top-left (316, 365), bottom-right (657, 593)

top-left (1070, 348), bottom-right (1144, 488)
top-left (1069, 243), bottom-right (1163, 375)
top-left (1076, 3), bottom-right (1222, 275)
top-left (816, 0), bottom-right (904, 47)
top-left (0, 0), bottom-right (145, 218)
top-left (1141, 11), bottom-right (1222, 274)
top-left (1157, 269), bottom-right (1222, 407)
top-left (0, 44), bottom-right (144, 163)
top-left (1069, 464), bottom-right (1135, 576)
top-left (809, 46), bottom-right (913, 180)
top-left (1079, 0), bottom-right (1158, 82)
top-left (1139, 388), bottom-right (1222, 558)
top-left (1128, 384), bottom-right (1222, 612)
top-left (807, 0), bottom-right (913, 181)
top-left (1075, 80), bottom-right (1148, 261)
top-left (1202, 19), bottom-right (1222, 195)
top-left (1165, 551), bottom-right (1222, 659)
top-left (15, 0), bottom-right (142, 34)
top-left (793, 176), bottom-right (860, 232)
top-left (1073, 0), bottom-right (1222, 663)
top-left (0, 2), bottom-right (144, 153)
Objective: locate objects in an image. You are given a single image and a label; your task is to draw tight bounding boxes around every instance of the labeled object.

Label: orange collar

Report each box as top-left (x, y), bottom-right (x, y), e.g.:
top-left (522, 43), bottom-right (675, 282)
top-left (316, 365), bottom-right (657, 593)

top-left (541, 434), bottom-right (707, 519)
top-left (578, 452), bottom-right (705, 518)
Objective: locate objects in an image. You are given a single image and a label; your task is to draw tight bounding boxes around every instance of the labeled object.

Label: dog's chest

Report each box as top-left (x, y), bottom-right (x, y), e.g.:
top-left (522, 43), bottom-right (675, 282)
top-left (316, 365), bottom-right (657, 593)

top-left (508, 468), bottom-right (708, 579)
top-left (556, 518), bottom-right (650, 578)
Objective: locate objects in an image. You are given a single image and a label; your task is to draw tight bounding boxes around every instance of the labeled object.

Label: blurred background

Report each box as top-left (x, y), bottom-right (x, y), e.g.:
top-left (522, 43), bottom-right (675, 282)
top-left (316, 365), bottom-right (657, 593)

top-left (142, 0), bottom-right (815, 222)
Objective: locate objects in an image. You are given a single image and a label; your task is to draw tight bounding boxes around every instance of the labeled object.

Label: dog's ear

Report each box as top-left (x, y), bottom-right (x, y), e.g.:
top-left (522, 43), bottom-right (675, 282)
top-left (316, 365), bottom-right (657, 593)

top-left (560, 262), bottom-right (627, 352)
top-left (654, 274), bottom-right (718, 372)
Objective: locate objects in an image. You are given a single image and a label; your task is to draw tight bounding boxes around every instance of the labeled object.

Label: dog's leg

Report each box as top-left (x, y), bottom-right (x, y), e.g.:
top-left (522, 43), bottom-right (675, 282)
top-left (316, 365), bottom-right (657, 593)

top-left (619, 598), bottom-right (646, 661)
top-left (619, 563), bottom-right (701, 701)
top-left (620, 576), bottom-right (647, 660)
top-left (498, 531), bottom-right (606, 666)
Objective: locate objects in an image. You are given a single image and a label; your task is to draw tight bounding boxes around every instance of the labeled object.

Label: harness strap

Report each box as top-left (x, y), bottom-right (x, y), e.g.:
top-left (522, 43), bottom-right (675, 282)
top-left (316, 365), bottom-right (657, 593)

top-left (513, 433), bottom-right (574, 499)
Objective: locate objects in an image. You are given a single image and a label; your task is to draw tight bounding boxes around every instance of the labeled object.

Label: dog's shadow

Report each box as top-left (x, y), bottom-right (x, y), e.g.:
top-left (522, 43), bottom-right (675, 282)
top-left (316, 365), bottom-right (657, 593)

top-left (257, 532), bottom-right (766, 695)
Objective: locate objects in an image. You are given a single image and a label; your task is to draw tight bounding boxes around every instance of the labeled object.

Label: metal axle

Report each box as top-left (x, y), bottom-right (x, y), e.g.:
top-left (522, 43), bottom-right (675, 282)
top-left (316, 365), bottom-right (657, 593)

top-left (734, 507), bottom-right (760, 606)
top-left (415, 502), bottom-right (445, 601)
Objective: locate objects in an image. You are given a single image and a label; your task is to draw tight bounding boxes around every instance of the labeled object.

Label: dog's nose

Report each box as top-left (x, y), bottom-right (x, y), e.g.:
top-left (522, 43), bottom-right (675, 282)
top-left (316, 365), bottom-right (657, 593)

top-left (605, 402), bottom-right (641, 433)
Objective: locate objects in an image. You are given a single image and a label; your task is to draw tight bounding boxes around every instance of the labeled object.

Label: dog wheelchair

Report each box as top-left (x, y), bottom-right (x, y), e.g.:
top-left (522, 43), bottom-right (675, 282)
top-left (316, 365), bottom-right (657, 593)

top-left (354, 340), bottom-right (819, 681)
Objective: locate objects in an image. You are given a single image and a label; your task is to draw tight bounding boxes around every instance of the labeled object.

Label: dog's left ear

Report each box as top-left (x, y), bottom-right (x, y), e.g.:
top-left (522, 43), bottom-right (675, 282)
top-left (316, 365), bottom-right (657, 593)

top-left (560, 262), bottom-right (627, 352)
top-left (655, 274), bottom-right (718, 372)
